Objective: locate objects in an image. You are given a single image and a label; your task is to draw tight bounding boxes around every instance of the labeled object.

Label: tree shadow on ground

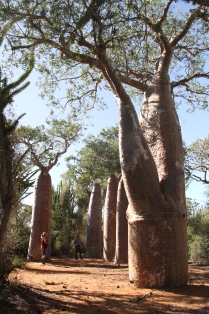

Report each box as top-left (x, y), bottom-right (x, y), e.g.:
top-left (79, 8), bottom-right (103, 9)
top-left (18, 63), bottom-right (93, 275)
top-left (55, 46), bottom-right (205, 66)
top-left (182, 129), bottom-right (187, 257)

top-left (2, 278), bottom-right (209, 314)
top-left (2, 260), bottom-right (209, 314)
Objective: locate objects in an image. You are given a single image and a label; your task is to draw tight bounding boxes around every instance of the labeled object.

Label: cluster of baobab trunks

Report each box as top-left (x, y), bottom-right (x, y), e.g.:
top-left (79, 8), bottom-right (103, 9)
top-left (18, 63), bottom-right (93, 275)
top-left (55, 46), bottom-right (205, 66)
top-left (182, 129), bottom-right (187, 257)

top-left (27, 170), bottom-right (128, 265)
top-left (86, 173), bottom-right (129, 264)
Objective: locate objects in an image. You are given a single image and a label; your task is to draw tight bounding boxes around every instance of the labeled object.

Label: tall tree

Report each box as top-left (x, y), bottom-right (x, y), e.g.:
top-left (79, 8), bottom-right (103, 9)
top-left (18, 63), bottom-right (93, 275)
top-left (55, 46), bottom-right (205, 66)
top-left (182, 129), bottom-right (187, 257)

top-left (0, 54), bottom-right (34, 246)
top-left (115, 176), bottom-right (128, 265)
top-left (65, 127), bottom-right (120, 258)
top-left (185, 135), bottom-right (209, 186)
top-left (103, 172), bottom-right (118, 261)
top-left (86, 183), bottom-right (102, 258)
top-left (65, 126), bottom-right (120, 213)
top-left (17, 117), bottom-right (82, 261)
top-left (2, 0), bottom-right (209, 287)
top-left (51, 182), bottom-right (85, 257)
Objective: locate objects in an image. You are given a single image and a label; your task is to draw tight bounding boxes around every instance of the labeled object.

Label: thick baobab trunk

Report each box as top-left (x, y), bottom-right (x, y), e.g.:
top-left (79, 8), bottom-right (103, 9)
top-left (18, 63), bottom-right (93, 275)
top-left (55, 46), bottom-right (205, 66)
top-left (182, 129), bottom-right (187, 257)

top-left (115, 176), bottom-right (128, 264)
top-left (103, 172), bottom-right (118, 261)
top-left (122, 75), bottom-right (187, 288)
top-left (96, 49), bottom-right (187, 287)
top-left (86, 183), bottom-right (102, 258)
top-left (27, 169), bottom-right (52, 262)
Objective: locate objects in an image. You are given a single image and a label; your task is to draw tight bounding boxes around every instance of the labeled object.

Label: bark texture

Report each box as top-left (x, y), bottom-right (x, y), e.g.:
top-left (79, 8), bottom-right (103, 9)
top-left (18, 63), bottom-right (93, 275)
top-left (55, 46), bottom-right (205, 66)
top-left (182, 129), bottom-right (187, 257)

top-left (85, 183), bottom-right (102, 258)
top-left (114, 176), bottom-right (128, 264)
top-left (27, 169), bottom-right (52, 262)
top-left (95, 48), bottom-right (187, 287)
top-left (103, 172), bottom-right (118, 261)
top-left (124, 76), bottom-right (187, 288)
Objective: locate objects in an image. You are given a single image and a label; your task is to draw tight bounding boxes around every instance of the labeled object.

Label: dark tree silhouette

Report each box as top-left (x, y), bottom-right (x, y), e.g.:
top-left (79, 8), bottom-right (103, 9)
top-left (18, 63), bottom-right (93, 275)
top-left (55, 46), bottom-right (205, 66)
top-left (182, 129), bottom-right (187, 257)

top-left (0, 55), bottom-right (34, 246)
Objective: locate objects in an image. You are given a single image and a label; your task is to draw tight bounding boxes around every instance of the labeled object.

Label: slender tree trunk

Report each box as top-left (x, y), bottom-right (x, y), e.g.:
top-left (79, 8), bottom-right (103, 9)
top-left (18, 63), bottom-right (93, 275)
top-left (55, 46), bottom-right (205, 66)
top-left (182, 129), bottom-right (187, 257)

top-left (0, 115), bottom-right (13, 246)
top-left (27, 169), bottom-right (52, 262)
top-left (103, 172), bottom-right (118, 261)
top-left (115, 176), bottom-right (128, 264)
top-left (86, 183), bottom-right (102, 258)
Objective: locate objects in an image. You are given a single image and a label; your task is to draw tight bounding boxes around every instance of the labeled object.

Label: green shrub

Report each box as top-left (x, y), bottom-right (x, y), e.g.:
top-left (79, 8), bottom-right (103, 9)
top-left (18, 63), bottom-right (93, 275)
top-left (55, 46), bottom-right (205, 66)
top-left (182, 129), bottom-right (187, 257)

top-left (11, 256), bottom-right (25, 269)
top-left (187, 207), bottom-right (209, 265)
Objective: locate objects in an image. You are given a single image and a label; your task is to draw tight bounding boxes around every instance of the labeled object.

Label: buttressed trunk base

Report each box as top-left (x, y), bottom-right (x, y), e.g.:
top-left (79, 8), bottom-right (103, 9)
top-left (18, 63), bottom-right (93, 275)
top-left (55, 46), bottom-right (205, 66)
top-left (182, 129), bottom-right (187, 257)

top-left (119, 77), bottom-right (188, 288)
top-left (127, 207), bottom-right (188, 288)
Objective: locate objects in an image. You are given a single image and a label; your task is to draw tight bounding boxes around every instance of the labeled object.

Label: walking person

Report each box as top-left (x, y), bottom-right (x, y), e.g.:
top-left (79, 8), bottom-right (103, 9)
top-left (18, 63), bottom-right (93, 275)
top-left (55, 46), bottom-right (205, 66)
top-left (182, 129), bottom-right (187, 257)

top-left (74, 235), bottom-right (82, 260)
top-left (41, 232), bottom-right (48, 264)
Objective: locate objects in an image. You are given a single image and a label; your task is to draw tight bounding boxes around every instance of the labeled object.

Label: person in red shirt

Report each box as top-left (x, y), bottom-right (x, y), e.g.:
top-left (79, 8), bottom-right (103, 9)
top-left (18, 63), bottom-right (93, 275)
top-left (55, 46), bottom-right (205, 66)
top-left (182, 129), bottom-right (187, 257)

top-left (40, 232), bottom-right (48, 264)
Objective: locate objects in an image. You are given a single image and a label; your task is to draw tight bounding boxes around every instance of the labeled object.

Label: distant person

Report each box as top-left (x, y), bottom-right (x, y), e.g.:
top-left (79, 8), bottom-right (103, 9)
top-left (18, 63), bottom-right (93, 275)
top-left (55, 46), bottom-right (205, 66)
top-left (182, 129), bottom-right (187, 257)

top-left (74, 235), bottom-right (82, 260)
top-left (41, 232), bottom-right (48, 264)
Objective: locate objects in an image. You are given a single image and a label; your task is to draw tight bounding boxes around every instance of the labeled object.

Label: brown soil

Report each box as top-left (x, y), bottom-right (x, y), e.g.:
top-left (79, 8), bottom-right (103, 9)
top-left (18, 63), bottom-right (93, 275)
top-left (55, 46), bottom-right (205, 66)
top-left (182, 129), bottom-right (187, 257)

top-left (3, 258), bottom-right (209, 313)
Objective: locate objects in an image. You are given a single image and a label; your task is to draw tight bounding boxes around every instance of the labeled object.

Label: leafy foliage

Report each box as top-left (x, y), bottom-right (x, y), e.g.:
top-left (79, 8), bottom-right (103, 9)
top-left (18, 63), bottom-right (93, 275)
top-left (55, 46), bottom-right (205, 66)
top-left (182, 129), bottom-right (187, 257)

top-left (65, 126), bottom-right (120, 210)
top-left (187, 205), bottom-right (209, 264)
top-left (0, 51), bottom-right (36, 246)
top-left (1, 0), bottom-right (209, 112)
top-left (4, 203), bottom-right (32, 256)
top-left (185, 135), bottom-right (209, 185)
top-left (182, 0), bottom-right (209, 6)
top-left (51, 182), bottom-right (87, 257)
top-left (15, 114), bottom-right (83, 172)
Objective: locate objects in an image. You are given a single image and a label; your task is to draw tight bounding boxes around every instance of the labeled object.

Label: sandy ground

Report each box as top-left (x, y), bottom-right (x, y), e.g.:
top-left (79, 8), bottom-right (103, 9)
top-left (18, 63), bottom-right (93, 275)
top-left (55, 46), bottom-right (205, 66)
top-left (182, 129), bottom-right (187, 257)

top-left (6, 258), bottom-right (209, 314)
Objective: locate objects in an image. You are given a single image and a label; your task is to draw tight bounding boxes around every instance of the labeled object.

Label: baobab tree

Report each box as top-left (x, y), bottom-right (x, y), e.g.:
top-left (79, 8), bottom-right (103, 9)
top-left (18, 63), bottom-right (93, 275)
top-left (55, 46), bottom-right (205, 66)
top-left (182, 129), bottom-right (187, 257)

top-left (66, 127), bottom-right (120, 258)
top-left (103, 172), bottom-right (118, 261)
top-left (2, 0), bottom-right (209, 287)
top-left (115, 176), bottom-right (128, 265)
top-left (86, 183), bottom-right (102, 258)
top-left (17, 118), bottom-right (82, 261)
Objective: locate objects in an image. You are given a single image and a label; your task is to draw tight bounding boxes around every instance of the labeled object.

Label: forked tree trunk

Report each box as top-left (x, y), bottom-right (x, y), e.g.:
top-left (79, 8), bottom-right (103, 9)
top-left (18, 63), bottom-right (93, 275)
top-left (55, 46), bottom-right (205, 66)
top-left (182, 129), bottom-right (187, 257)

top-left (86, 183), bottom-right (102, 258)
top-left (122, 75), bottom-right (187, 288)
top-left (103, 172), bottom-right (118, 261)
top-left (94, 47), bottom-right (187, 287)
top-left (115, 176), bottom-right (128, 264)
top-left (27, 169), bottom-right (52, 262)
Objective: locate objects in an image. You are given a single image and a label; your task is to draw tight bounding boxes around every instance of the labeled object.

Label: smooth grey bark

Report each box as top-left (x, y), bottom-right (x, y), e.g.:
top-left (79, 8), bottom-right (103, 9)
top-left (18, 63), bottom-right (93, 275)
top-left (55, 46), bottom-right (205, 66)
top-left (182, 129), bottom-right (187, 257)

top-left (114, 176), bottom-right (128, 264)
top-left (27, 169), bottom-right (52, 262)
top-left (85, 183), bottom-right (102, 258)
top-left (124, 75), bottom-right (187, 288)
top-left (103, 172), bottom-right (118, 261)
top-left (95, 33), bottom-right (188, 287)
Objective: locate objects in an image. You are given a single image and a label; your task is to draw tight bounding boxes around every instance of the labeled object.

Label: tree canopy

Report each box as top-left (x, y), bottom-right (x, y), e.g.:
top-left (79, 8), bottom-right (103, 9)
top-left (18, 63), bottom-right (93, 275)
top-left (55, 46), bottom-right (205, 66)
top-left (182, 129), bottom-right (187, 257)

top-left (182, 0), bottom-right (209, 6)
top-left (16, 115), bottom-right (83, 173)
top-left (0, 0), bottom-right (208, 112)
top-left (64, 126), bottom-right (120, 212)
top-left (185, 135), bottom-right (209, 185)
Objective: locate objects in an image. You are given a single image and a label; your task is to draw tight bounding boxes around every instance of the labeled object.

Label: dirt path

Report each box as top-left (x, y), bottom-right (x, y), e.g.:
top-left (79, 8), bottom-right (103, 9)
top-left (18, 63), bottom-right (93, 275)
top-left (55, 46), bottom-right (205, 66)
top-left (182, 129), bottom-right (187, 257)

top-left (5, 258), bottom-right (209, 313)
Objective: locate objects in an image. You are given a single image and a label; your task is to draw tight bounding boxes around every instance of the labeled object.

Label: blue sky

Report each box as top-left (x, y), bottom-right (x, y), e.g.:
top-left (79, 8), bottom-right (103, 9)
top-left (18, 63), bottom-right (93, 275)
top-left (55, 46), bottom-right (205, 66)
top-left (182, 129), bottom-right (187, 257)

top-left (12, 70), bottom-right (209, 206)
